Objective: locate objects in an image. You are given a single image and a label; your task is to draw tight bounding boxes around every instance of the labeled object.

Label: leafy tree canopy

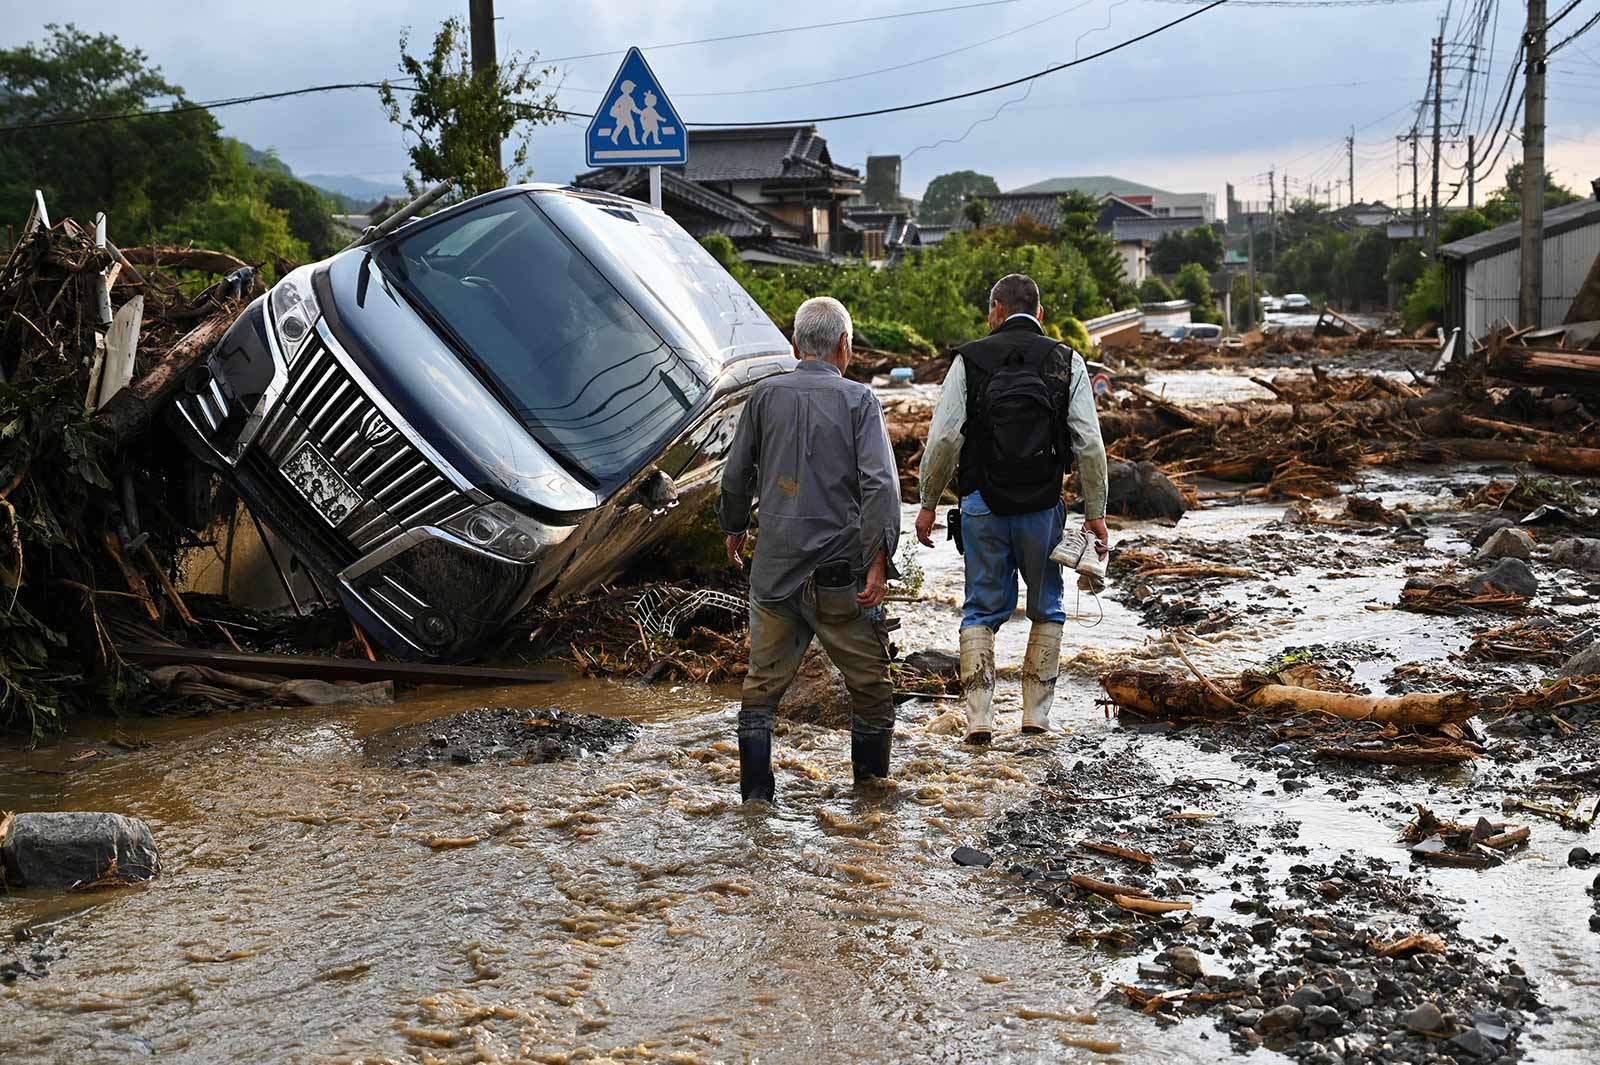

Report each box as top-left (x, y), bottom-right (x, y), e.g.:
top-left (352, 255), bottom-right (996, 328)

top-left (1481, 162), bottom-right (1582, 226)
top-left (919, 171), bottom-right (999, 226)
top-left (380, 16), bottom-right (560, 198)
top-left (1150, 225), bottom-right (1223, 275)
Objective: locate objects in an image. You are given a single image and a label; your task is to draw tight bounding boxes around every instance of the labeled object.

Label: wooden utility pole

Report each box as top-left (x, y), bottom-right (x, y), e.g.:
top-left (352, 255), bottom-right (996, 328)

top-left (1429, 35), bottom-right (1443, 252)
top-left (1246, 215), bottom-right (1258, 330)
top-left (1520, 0), bottom-right (1548, 327)
top-left (469, 0), bottom-right (502, 177)
top-left (1267, 166), bottom-right (1278, 268)
top-left (1467, 133), bottom-right (1477, 209)
top-left (1347, 126), bottom-right (1356, 207)
top-left (1410, 130), bottom-right (1420, 238)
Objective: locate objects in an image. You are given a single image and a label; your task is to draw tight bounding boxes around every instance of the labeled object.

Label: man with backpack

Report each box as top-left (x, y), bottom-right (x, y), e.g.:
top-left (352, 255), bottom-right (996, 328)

top-left (913, 273), bottom-right (1109, 743)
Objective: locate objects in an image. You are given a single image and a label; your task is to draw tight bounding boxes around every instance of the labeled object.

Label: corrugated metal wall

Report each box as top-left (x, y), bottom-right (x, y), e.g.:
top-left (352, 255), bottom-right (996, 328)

top-left (1462, 218), bottom-right (1600, 340)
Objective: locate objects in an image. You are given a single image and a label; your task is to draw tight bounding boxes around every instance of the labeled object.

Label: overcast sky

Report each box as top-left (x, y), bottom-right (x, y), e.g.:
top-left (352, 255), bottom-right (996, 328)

top-left (4, 0), bottom-right (1597, 210)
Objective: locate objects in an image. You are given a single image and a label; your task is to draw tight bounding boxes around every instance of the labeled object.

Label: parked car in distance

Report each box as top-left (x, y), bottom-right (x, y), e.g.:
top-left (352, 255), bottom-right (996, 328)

top-left (1282, 293), bottom-right (1313, 311)
top-left (172, 184), bottom-right (794, 660)
top-left (1260, 295), bottom-right (1284, 313)
top-left (1153, 323), bottom-right (1224, 345)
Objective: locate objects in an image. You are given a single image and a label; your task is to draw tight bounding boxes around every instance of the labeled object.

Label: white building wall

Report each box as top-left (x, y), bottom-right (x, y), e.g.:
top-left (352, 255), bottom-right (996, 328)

top-left (1116, 241), bottom-right (1147, 286)
top-left (1463, 219), bottom-right (1600, 339)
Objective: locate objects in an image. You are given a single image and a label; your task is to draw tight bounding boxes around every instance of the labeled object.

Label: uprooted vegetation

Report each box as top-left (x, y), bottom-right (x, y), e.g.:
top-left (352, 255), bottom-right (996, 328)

top-left (0, 215), bottom-right (258, 736)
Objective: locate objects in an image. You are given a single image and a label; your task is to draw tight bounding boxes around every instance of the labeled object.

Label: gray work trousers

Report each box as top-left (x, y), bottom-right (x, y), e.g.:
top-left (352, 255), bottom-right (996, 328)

top-left (739, 588), bottom-right (895, 736)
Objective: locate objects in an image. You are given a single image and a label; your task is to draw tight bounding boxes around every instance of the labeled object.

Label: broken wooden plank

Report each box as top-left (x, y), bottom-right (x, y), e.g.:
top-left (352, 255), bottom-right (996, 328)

top-left (1080, 840), bottom-right (1156, 866)
top-left (96, 295), bottom-right (143, 411)
top-left (117, 644), bottom-right (563, 687)
top-left (1068, 873), bottom-right (1151, 900)
top-left (1113, 895), bottom-right (1192, 915)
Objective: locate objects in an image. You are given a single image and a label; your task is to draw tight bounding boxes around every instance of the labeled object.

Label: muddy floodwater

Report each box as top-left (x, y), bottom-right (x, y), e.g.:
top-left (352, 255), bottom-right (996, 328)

top-left (4, 366), bottom-right (1600, 1064)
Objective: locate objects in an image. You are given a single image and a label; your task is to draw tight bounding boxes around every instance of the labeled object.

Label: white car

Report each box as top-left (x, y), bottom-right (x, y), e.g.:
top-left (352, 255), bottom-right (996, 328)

top-left (1282, 293), bottom-right (1313, 311)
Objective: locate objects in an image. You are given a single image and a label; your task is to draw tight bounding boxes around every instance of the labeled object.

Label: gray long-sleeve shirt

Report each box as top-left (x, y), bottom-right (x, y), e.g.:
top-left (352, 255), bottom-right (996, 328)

top-left (718, 359), bottom-right (902, 603)
top-left (918, 329), bottom-right (1109, 519)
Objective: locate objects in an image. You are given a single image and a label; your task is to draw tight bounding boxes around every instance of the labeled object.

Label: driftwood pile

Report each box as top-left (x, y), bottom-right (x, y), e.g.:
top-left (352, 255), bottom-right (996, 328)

top-left (0, 203), bottom-right (261, 735)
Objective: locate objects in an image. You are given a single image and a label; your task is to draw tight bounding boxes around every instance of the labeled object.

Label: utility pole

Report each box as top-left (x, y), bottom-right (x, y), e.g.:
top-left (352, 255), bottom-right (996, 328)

top-left (1520, 0), bottom-right (1548, 328)
top-left (1429, 34), bottom-right (1443, 252)
top-left (1247, 215), bottom-right (1258, 331)
top-left (1410, 130), bottom-right (1420, 238)
top-left (1467, 133), bottom-right (1477, 209)
top-left (1268, 166), bottom-right (1277, 268)
top-left (1347, 126), bottom-right (1356, 207)
top-left (469, 0), bottom-right (502, 178)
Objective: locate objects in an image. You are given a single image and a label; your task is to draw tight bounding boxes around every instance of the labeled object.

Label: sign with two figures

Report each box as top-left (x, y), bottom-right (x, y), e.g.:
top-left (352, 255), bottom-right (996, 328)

top-left (585, 47), bottom-right (686, 208)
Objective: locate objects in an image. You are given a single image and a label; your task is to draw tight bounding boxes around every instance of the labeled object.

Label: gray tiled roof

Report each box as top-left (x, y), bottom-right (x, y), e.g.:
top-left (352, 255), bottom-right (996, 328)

top-left (588, 125), bottom-right (862, 185)
top-left (952, 193), bottom-right (1062, 230)
top-left (573, 167), bottom-right (802, 241)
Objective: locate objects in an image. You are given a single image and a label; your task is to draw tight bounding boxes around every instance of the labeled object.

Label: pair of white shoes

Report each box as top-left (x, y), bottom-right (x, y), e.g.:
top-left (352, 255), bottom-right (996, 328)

top-left (1050, 528), bottom-right (1108, 584)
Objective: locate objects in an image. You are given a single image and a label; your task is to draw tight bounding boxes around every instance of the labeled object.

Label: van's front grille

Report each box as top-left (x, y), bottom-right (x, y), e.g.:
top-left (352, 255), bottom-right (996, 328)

top-left (249, 333), bottom-right (475, 555)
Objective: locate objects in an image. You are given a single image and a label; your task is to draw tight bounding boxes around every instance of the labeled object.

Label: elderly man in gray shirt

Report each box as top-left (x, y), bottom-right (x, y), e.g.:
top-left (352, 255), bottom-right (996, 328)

top-left (719, 296), bottom-right (901, 804)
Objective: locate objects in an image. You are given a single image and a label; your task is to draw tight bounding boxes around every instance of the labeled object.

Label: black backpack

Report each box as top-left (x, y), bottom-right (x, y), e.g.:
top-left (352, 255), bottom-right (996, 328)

top-left (970, 344), bottom-right (1069, 515)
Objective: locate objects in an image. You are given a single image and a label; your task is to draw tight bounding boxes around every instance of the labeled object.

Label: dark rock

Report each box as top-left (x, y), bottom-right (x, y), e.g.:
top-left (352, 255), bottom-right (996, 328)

top-left (952, 846), bottom-right (993, 867)
top-left (1257, 1004), bottom-right (1304, 1035)
top-left (1569, 846), bottom-right (1595, 867)
top-left (778, 645), bottom-right (853, 728)
top-left (1305, 1005), bottom-right (1343, 1030)
top-left (1105, 460), bottom-right (1188, 521)
top-left (0, 812), bottom-right (159, 890)
top-left (1559, 643), bottom-right (1600, 680)
top-left (1467, 557), bottom-right (1538, 598)
top-left (1449, 1027), bottom-right (1493, 1057)
top-left (1344, 989), bottom-right (1376, 1010)
top-left (1289, 985), bottom-right (1327, 1009)
top-left (901, 649), bottom-right (959, 675)
top-left (369, 707), bottom-right (639, 768)
top-left (1469, 517), bottom-right (1516, 549)
top-left (1235, 1009), bottom-right (1263, 1029)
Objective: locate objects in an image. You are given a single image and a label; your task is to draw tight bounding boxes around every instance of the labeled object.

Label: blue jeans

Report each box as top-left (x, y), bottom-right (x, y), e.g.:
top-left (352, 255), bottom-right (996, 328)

top-left (960, 491), bottom-right (1066, 631)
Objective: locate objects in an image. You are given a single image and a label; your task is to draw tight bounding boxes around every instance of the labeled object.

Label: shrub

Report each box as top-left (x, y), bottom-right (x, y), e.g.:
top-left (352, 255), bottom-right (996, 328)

top-left (1138, 277), bottom-right (1175, 303)
top-left (854, 318), bottom-right (937, 358)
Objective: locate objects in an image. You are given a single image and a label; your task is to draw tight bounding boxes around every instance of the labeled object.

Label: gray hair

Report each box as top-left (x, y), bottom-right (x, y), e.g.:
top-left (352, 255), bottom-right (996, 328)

top-left (792, 296), bottom-right (853, 359)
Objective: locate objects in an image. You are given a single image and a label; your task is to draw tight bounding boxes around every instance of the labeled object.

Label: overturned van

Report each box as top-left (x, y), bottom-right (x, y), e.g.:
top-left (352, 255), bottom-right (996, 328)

top-left (173, 184), bottom-right (793, 659)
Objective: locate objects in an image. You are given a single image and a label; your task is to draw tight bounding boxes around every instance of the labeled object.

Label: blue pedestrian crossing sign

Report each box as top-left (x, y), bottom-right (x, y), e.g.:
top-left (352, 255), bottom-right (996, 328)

top-left (585, 48), bottom-right (687, 168)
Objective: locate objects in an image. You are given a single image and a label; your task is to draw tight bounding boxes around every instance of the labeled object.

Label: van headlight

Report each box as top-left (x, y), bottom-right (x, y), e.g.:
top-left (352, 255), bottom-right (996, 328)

top-left (442, 502), bottom-right (572, 563)
top-left (269, 264), bottom-right (321, 366)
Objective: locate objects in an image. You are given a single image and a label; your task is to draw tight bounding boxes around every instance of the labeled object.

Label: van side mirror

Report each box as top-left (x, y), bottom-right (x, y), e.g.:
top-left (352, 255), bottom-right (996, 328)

top-left (629, 468), bottom-right (679, 516)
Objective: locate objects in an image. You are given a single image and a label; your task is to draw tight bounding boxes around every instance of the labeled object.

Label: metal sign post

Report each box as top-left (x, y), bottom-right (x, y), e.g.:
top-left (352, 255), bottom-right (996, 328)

top-left (585, 47), bottom-right (686, 211)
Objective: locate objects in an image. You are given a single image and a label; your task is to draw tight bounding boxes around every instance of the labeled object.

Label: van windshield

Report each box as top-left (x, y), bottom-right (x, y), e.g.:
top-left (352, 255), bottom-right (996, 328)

top-left (382, 194), bottom-right (708, 489)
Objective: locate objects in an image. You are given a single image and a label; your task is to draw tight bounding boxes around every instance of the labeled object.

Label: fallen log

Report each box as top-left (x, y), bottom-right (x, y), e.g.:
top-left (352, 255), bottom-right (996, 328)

top-left (1069, 874), bottom-right (1151, 900)
top-left (97, 311), bottom-right (234, 446)
top-left (1114, 895), bottom-right (1192, 915)
top-left (1098, 392), bottom-right (1451, 445)
top-left (1421, 438), bottom-right (1600, 475)
top-left (119, 245), bottom-right (250, 278)
top-left (1100, 670), bottom-right (1480, 726)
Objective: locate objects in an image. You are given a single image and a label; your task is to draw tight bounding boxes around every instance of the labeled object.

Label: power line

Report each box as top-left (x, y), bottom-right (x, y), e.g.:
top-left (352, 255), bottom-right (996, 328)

top-left (562, 0), bottom-right (1100, 98)
top-left (3, 0), bottom-right (1229, 135)
top-left (1142, 0), bottom-right (1434, 5)
top-left (611, 0), bottom-right (1234, 128)
top-left (542, 0), bottom-right (1022, 63)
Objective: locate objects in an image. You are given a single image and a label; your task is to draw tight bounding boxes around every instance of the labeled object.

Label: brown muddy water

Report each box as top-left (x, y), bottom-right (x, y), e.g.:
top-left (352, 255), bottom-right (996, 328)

top-left (4, 367), bottom-right (1600, 1063)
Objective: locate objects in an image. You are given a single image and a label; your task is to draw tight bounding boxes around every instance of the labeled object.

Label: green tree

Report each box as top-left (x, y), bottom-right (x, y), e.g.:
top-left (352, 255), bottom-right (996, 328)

top-left (0, 23), bottom-right (222, 238)
top-left (961, 197), bottom-right (990, 228)
top-left (919, 170), bottom-right (1000, 225)
top-left (1174, 262), bottom-right (1219, 323)
top-left (1401, 262), bottom-right (1445, 330)
top-left (1441, 207), bottom-right (1492, 244)
top-left (1481, 162), bottom-right (1582, 226)
top-left (259, 165), bottom-right (341, 258)
top-left (1055, 191), bottom-right (1132, 309)
top-left (380, 16), bottom-right (560, 197)
top-left (1349, 227), bottom-right (1392, 305)
top-left (1150, 225), bottom-right (1223, 274)
top-left (1231, 272), bottom-right (1259, 329)
top-left (1138, 276), bottom-right (1175, 303)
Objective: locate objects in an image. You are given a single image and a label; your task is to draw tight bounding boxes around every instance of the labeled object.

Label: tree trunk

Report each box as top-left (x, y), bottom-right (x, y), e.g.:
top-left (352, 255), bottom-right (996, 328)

top-left (96, 312), bottom-right (234, 446)
top-left (1100, 669), bottom-right (1480, 726)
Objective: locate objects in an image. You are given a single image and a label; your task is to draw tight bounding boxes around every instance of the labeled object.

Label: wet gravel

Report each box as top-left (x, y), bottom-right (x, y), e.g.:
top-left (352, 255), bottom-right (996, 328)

top-left (365, 707), bottom-right (640, 768)
top-left (0, 927), bottom-right (64, 984)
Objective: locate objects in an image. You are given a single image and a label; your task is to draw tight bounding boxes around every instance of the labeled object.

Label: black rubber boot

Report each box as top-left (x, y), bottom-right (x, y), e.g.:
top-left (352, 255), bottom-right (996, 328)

top-left (851, 731), bottom-right (892, 785)
top-left (738, 731), bottom-right (776, 804)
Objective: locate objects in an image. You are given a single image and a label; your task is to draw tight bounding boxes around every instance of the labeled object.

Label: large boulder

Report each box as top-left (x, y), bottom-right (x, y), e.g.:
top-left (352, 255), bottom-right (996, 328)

top-left (1560, 641), bottom-right (1600, 679)
top-left (1549, 537), bottom-right (1600, 572)
top-left (1105, 460), bottom-right (1188, 521)
top-left (777, 644), bottom-right (852, 729)
top-left (1, 812), bottom-right (159, 890)
top-left (1467, 557), bottom-right (1538, 598)
top-left (1475, 527), bottom-right (1535, 561)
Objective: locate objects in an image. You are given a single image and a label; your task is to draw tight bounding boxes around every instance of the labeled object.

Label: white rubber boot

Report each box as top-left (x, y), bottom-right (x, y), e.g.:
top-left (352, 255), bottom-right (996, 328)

top-left (959, 626), bottom-right (996, 745)
top-left (1021, 622), bottom-right (1063, 734)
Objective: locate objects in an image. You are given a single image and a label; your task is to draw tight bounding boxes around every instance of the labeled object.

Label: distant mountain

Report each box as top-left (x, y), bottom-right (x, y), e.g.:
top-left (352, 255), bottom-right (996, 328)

top-left (1008, 175), bottom-right (1172, 198)
top-left (300, 173), bottom-right (409, 211)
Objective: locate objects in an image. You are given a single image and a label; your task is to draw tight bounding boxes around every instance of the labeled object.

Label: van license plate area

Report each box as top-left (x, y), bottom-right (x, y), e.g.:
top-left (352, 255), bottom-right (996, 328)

top-left (282, 442), bottom-right (362, 527)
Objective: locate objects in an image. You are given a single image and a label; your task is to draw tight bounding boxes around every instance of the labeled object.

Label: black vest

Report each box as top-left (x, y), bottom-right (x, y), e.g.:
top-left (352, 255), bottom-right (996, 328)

top-left (955, 317), bottom-right (1073, 504)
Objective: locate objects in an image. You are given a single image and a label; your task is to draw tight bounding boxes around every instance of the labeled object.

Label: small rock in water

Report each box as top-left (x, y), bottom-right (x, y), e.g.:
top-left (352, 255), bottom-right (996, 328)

top-left (1449, 1027), bottom-right (1493, 1057)
top-left (1401, 1001), bottom-right (1445, 1032)
top-left (952, 846), bottom-right (993, 868)
top-left (1549, 537), bottom-right (1600, 572)
top-left (1569, 846), bottom-right (1595, 867)
top-left (1467, 557), bottom-right (1538, 598)
top-left (1105, 459), bottom-right (1188, 521)
top-left (1257, 1004), bottom-right (1304, 1036)
top-left (1475, 527), bottom-right (1535, 561)
top-left (1469, 517), bottom-right (1516, 549)
top-left (1165, 945), bottom-right (1203, 978)
top-left (0, 812), bottom-right (159, 890)
top-left (901, 649), bottom-right (959, 675)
